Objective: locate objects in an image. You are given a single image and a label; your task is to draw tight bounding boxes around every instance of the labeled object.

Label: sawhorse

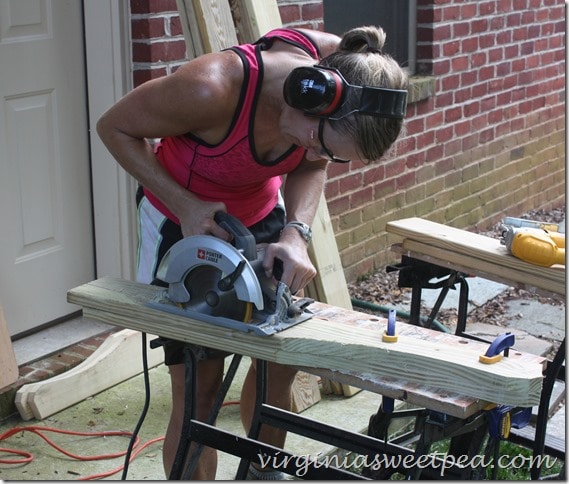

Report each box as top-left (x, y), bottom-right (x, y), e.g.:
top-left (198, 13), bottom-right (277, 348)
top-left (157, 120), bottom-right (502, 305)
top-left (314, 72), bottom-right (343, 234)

top-left (382, 252), bottom-right (565, 480)
top-left (66, 277), bottom-right (549, 480)
top-left (166, 344), bottom-right (497, 480)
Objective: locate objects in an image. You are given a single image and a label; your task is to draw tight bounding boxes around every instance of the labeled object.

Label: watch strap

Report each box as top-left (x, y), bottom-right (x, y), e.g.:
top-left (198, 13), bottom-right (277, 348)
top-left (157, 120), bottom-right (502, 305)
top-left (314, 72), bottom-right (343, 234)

top-left (283, 221), bottom-right (312, 243)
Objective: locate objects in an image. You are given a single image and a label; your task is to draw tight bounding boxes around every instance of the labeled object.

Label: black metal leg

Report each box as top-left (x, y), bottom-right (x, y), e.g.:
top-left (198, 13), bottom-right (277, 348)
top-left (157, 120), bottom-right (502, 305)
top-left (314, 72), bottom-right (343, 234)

top-left (409, 286), bottom-right (423, 326)
top-left (235, 358), bottom-right (269, 479)
top-left (455, 275), bottom-right (469, 335)
top-left (168, 350), bottom-right (243, 480)
top-left (169, 346), bottom-right (198, 480)
top-left (530, 338), bottom-right (565, 480)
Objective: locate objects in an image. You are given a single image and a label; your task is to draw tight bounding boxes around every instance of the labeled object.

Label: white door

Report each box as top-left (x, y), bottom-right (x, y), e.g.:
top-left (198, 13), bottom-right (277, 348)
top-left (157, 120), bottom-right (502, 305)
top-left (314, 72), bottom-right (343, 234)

top-left (0, 0), bottom-right (94, 336)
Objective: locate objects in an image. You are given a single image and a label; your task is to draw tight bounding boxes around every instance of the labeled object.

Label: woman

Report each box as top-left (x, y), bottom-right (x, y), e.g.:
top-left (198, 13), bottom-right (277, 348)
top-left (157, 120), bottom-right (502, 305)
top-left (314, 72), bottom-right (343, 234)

top-left (97, 25), bottom-right (407, 480)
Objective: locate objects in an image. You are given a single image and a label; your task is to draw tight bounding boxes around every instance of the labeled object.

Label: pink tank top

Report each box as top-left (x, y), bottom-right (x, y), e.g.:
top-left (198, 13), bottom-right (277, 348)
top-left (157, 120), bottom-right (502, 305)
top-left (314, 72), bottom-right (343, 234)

top-left (144, 28), bottom-right (321, 227)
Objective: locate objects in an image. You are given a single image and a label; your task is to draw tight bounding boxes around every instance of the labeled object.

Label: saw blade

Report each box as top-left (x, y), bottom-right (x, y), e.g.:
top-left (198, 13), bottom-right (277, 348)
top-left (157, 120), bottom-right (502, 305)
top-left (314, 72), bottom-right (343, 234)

top-left (182, 265), bottom-right (253, 322)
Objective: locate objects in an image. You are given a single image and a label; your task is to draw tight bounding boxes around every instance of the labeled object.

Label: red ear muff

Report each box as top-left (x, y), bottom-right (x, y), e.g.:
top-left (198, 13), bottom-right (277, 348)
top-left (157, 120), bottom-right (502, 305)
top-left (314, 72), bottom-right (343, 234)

top-left (283, 66), bottom-right (345, 116)
top-left (284, 65), bottom-right (408, 120)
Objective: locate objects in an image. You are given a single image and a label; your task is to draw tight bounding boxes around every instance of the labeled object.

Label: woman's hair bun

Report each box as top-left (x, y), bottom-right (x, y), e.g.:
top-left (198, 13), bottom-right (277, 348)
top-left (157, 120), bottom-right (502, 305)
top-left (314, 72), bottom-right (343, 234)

top-left (339, 26), bottom-right (386, 54)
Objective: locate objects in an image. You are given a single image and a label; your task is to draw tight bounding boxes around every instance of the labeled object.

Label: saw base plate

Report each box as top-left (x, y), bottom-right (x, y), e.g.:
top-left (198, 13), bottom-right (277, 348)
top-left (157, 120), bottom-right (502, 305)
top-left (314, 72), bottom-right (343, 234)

top-left (147, 291), bottom-right (313, 336)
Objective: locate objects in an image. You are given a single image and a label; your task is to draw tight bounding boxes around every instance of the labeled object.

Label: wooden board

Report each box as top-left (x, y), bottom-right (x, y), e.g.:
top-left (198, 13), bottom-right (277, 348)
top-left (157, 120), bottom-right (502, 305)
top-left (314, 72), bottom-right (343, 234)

top-left (67, 277), bottom-right (546, 409)
top-left (0, 305), bottom-right (18, 389)
top-left (306, 193), bottom-right (361, 397)
top-left (15, 329), bottom-right (164, 420)
top-left (229, 0), bottom-right (282, 42)
top-left (176, 0), bottom-right (238, 55)
top-left (386, 218), bottom-right (565, 295)
top-left (306, 193), bottom-right (354, 310)
top-left (290, 370), bottom-right (321, 414)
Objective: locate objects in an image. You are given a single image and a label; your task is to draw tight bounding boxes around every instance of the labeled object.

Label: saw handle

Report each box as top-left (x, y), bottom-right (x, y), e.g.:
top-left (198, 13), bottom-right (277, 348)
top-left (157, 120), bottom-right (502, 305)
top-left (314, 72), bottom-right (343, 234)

top-left (214, 211), bottom-right (285, 280)
top-left (214, 211), bottom-right (256, 261)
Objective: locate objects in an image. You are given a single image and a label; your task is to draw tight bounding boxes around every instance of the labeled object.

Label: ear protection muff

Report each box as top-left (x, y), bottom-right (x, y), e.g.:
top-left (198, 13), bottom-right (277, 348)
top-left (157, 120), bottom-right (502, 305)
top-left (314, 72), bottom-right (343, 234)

top-left (283, 66), bottom-right (346, 117)
top-left (283, 65), bottom-right (407, 120)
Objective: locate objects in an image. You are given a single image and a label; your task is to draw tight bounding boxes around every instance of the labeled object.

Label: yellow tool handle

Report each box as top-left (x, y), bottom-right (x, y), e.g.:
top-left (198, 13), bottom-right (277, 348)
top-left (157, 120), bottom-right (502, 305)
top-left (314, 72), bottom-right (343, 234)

top-left (511, 231), bottom-right (565, 267)
top-left (546, 230), bottom-right (565, 249)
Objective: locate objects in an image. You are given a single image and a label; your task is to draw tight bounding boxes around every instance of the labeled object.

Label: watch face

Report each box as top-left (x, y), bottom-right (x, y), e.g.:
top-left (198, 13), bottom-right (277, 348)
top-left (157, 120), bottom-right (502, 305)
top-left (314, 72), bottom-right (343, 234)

top-left (301, 225), bottom-right (312, 242)
top-left (287, 222), bottom-right (312, 242)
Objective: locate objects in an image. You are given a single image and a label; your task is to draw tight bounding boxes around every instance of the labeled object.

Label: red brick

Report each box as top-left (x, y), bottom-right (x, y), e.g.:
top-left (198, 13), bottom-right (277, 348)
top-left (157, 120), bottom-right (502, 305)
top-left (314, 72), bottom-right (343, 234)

top-left (363, 165), bottom-right (385, 185)
top-left (339, 172), bottom-right (363, 193)
top-left (451, 55), bottom-right (468, 71)
top-left (442, 40), bottom-right (460, 56)
top-left (169, 15), bottom-right (183, 36)
top-left (134, 67), bottom-right (169, 86)
top-left (278, 5), bottom-right (301, 24)
top-left (131, 17), bottom-right (166, 40)
top-left (396, 171), bottom-right (417, 190)
top-left (131, 0), bottom-right (177, 14)
top-left (301, 2), bottom-right (323, 20)
top-left (373, 178), bottom-right (396, 198)
top-left (442, 5), bottom-right (460, 21)
top-left (350, 187), bottom-right (373, 207)
top-left (133, 39), bottom-right (186, 63)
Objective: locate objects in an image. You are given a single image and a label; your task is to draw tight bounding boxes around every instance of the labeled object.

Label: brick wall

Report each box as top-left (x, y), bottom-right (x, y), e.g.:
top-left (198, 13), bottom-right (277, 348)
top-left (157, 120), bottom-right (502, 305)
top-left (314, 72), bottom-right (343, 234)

top-left (128, 0), bottom-right (566, 283)
top-left (130, 0), bottom-right (186, 84)
top-left (330, 0), bottom-right (566, 280)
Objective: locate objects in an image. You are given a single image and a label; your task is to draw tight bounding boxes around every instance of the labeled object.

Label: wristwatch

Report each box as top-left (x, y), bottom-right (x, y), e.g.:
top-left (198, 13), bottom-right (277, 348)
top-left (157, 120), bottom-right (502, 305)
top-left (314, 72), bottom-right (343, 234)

top-left (284, 221), bottom-right (313, 243)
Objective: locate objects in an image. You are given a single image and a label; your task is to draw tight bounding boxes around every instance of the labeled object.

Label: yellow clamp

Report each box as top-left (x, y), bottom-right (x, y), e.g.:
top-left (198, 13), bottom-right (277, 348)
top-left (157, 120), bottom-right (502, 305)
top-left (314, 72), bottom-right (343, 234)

top-left (479, 333), bottom-right (514, 364)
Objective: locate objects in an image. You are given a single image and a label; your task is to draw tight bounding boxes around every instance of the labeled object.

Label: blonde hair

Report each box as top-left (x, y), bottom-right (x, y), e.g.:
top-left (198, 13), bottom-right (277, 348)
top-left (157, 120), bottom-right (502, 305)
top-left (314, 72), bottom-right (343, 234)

top-left (321, 26), bottom-right (408, 162)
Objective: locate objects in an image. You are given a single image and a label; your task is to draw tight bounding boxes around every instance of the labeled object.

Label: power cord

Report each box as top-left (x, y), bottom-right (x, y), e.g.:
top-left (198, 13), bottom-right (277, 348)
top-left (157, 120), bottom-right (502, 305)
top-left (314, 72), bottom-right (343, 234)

top-left (0, 332), bottom-right (160, 481)
top-left (120, 332), bottom-right (152, 480)
top-left (0, 333), bottom-right (240, 480)
top-left (0, 424), bottom-right (164, 480)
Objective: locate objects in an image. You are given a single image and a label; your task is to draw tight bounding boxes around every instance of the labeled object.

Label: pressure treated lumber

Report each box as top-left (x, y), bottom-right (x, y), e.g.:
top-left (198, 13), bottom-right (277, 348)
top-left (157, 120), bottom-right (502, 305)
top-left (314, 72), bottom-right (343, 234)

top-left (176, 0), bottom-right (238, 55)
top-left (15, 329), bottom-right (164, 420)
top-left (306, 193), bottom-right (361, 397)
top-left (306, 193), bottom-right (354, 311)
top-left (386, 218), bottom-right (565, 295)
top-left (229, 0), bottom-right (282, 42)
top-left (0, 306), bottom-right (18, 389)
top-left (68, 277), bottom-right (545, 408)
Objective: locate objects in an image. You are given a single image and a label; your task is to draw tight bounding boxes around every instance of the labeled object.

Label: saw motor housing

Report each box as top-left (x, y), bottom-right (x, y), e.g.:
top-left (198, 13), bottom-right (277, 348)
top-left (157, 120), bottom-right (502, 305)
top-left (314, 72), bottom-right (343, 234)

top-left (149, 212), bottom-right (314, 336)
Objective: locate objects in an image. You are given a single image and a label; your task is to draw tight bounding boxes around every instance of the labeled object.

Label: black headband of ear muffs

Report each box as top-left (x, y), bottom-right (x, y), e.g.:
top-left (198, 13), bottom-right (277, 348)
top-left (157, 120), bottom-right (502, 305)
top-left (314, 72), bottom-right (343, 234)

top-left (283, 65), bottom-right (407, 120)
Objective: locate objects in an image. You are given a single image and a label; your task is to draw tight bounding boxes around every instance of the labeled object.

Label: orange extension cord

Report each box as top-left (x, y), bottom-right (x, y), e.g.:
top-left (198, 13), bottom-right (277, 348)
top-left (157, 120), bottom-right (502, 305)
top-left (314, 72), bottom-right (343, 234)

top-left (0, 401), bottom-right (241, 480)
top-left (0, 425), bottom-right (164, 480)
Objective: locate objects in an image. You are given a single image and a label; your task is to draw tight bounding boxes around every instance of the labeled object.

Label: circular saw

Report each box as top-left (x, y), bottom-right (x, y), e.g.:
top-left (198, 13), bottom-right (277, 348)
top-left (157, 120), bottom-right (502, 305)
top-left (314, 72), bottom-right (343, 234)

top-left (147, 212), bottom-right (314, 336)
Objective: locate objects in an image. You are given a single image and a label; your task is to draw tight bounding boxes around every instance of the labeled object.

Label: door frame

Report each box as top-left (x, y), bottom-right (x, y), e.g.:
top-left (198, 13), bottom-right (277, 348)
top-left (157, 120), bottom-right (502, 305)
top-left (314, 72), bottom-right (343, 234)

top-left (83, 0), bottom-right (137, 280)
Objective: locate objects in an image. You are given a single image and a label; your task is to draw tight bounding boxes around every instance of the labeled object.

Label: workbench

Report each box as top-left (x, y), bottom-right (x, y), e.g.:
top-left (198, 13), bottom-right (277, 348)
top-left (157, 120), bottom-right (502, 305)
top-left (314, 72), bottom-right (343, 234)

top-left (384, 217), bottom-right (566, 480)
top-left (68, 270), bottom-right (547, 479)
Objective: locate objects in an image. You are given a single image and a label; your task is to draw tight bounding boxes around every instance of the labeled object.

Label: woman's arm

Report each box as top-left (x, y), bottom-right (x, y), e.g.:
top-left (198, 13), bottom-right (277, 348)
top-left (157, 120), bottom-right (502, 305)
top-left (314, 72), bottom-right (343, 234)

top-left (96, 52), bottom-right (242, 238)
top-left (263, 159), bottom-right (328, 293)
top-left (295, 28), bottom-right (341, 59)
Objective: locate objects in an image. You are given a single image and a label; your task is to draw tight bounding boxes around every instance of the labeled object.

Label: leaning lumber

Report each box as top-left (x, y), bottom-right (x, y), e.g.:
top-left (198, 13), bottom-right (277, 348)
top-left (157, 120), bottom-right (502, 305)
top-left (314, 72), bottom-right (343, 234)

top-left (306, 193), bottom-right (361, 396)
top-left (68, 277), bottom-right (545, 408)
